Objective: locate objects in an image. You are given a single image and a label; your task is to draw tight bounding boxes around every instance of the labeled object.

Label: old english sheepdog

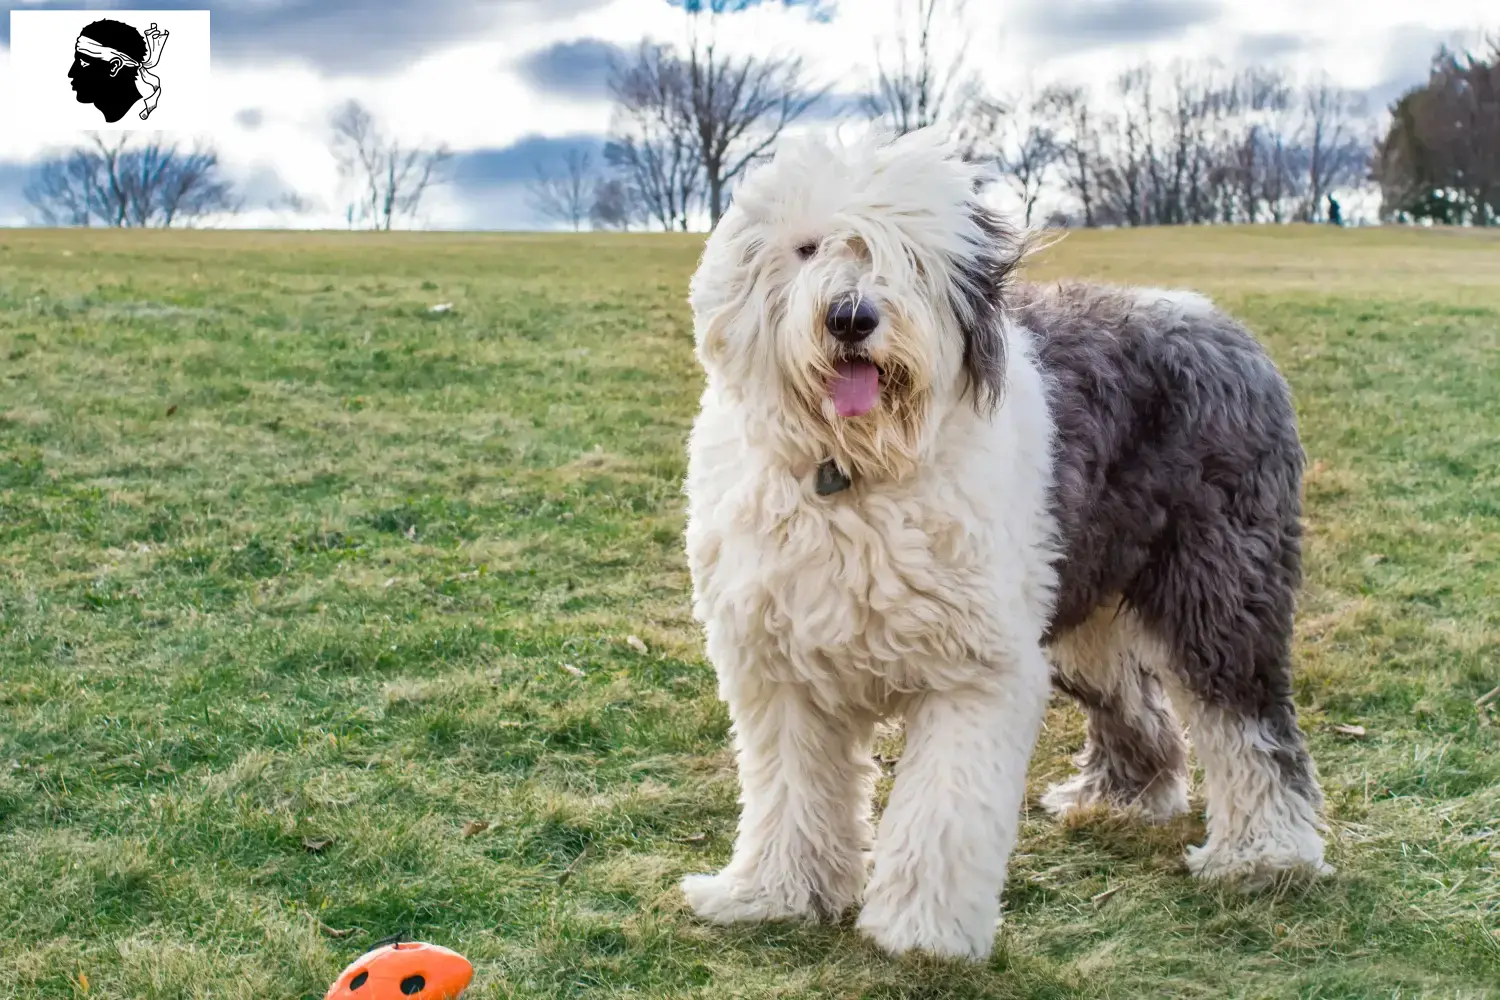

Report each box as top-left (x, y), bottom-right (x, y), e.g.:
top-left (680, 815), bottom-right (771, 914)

top-left (679, 128), bottom-right (1328, 960)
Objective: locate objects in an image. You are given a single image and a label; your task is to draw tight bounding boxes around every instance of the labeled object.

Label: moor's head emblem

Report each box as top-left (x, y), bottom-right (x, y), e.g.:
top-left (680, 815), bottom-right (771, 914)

top-left (69, 19), bottom-right (169, 123)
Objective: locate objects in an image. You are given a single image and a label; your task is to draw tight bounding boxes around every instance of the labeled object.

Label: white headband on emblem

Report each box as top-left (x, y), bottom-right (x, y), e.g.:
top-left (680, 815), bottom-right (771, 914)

top-left (75, 22), bottom-right (170, 119)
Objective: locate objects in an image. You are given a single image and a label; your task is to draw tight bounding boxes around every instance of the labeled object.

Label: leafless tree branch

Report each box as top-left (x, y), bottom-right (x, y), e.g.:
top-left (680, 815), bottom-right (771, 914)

top-left (331, 101), bottom-right (451, 231)
top-left (863, 0), bottom-right (977, 135)
top-left (683, 28), bottom-right (826, 225)
top-left (528, 150), bottom-right (597, 231)
top-left (961, 94), bottom-right (1061, 227)
top-left (606, 41), bottom-right (702, 232)
top-left (24, 133), bottom-right (238, 228)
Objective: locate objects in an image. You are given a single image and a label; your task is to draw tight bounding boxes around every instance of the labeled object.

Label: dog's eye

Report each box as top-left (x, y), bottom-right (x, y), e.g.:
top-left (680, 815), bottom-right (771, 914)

top-left (795, 241), bottom-right (818, 260)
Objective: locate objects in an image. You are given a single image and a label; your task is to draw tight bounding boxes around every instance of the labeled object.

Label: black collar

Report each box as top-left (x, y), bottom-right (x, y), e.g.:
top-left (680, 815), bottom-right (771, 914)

top-left (814, 459), bottom-right (852, 496)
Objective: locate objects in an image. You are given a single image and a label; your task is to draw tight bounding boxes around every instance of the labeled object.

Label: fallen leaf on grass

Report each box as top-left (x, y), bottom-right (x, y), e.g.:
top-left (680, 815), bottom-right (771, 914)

top-left (429, 302), bottom-right (454, 313)
top-left (626, 635), bottom-right (648, 655)
top-left (165, 404), bottom-right (177, 417)
top-left (319, 922), bottom-right (359, 939)
top-left (302, 835), bottom-right (336, 853)
top-left (77, 971), bottom-right (89, 994)
top-left (1332, 724), bottom-right (1367, 737)
top-left (676, 832), bottom-right (708, 844)
top-left (1091, 886), bottom-right (1122, 907)
top-left (462, 820), bottom-right (490, 838)
top-left (405, 525), bottom-right (417, 541)
top-left (560, 663), bottom-right (585, 678)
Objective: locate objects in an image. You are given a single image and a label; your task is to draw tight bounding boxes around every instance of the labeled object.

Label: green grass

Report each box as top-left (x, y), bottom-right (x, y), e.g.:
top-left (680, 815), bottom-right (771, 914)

top-left (1, 225), bottom-right (1497, 999)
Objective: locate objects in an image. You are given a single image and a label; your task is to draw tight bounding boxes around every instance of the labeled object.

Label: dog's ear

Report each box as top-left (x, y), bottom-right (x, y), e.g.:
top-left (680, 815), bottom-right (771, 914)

top-left (950, 206), bottom-right (1023, 414)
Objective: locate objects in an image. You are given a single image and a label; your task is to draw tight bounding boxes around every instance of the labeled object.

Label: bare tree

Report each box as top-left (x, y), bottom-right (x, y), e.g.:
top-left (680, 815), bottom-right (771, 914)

top-left (1299, 78), bottom-right (1370, 222)
top-left (589, 177), bottom-right (640, 231)
top-left (1218, 68), bottom-right (1294, 223)
top-left (963, 95), bottom-right (1061, 227)
top-left (682, 28), bottom-right (825, 226)
top-left (1038, 84), bottom-right (1098, 227)
top-left (602, 4), bottom-right (827, 230)
top-left (527, 150), bottom-right (596, 231)
top-left (24, 133), bottom-right (237, 227)
top-left (606, 42), bottom-right (701, 231)
top-left (863, 0), bottom-right (976, 134)
top-left (1105, 65), bottom-right (1160, 226)
top-left (1005, 127), bottom-right (1062, 228)
top-left (24, 149), bottom-right (103, 226)
top-left (1077, 60), bottom-right (1371, 228)
top-left (331, 100), bottom-right (451, 231)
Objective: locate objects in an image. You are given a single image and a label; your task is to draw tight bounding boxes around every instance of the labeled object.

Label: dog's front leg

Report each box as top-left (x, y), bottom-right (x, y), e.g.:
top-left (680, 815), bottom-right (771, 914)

top-left (681, 681), bottom-right (876, 924)
top-left (857, 648), bottom-right (1050, 960)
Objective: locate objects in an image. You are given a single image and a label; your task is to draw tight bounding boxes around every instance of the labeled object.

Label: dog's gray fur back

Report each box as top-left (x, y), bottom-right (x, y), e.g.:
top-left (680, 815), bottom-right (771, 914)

top-left (1019, 279), bottom-right (1323, 822)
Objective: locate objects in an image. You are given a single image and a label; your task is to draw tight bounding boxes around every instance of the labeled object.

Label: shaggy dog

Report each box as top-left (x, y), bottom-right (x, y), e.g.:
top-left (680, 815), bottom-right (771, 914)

top-left (679, 128), bottom-right (1328, 960)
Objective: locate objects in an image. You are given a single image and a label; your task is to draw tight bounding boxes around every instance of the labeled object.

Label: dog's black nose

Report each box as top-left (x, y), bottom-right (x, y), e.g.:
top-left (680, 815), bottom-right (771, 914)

top-left (825, 295), bottom-right (879, 343)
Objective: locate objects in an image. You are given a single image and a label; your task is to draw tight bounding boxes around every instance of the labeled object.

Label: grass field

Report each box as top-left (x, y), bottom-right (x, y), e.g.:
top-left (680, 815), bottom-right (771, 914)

top-left (1, 224), bottom-right (1498, 999)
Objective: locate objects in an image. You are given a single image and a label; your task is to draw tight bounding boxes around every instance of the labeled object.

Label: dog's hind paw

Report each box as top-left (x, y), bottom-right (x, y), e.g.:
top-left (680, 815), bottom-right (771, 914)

top-left (1185, 840), bottom-right (1333, 889)
top-left (1042, 770), bottom-right (1189, 824)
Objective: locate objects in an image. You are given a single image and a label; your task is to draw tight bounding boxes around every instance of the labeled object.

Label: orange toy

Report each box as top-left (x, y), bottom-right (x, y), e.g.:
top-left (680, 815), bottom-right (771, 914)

top-left (325, 940), bottom-right (473, 999)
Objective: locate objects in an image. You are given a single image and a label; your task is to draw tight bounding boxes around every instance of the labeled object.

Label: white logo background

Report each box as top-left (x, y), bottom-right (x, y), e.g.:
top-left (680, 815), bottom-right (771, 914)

top-left (5, 10), bottom-right (212, 135)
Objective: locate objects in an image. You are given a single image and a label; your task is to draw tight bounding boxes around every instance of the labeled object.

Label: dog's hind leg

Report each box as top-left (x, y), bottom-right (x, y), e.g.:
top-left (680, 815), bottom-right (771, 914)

top-left (1169, 685), bottom-right (1329, 886)
top-left (1133, 511), bottom-right (1330, 886)
top-left (680, 679), bottom-right (877, 924)
top-left (1041, 602), bottom-right (1190, 823)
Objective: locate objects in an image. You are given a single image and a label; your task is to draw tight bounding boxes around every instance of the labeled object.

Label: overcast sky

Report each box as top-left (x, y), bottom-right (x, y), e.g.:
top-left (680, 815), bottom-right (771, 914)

top-left (0, 0), bottom-right (1493, 229)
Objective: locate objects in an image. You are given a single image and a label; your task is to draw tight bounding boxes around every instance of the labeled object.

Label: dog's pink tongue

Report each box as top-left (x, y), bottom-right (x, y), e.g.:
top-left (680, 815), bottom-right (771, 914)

top-left (830, 360), bottom-right (880, 417)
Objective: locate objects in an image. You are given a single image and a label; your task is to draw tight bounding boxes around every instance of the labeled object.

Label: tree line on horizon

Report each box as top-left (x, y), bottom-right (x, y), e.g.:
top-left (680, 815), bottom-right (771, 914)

top-left (21, 98), bottom-right (450, 231)
top-left (532, 1), bottom-right (1499, 232)
top-left (17, 1), bottom-right (1497, 231)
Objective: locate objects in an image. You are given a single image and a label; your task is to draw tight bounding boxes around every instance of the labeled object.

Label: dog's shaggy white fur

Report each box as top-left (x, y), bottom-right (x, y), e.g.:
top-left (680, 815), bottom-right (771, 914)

top-left (679, 129), bottom-right (1327, 960)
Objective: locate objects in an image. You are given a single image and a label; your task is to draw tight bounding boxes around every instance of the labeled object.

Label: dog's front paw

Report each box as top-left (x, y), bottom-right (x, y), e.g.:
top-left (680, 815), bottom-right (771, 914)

top-left (680, 871), bottom-right (816, 924)
top-left (856, 877), bottom-right (996, 960)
